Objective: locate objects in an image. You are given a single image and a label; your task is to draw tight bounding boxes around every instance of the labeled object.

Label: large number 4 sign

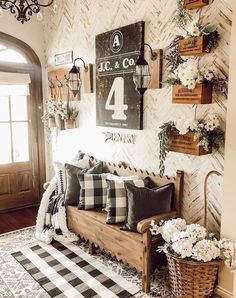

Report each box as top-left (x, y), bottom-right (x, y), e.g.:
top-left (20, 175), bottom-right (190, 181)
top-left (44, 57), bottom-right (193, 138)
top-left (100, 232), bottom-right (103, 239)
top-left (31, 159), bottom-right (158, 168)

top-left (96, 21), bottom-right (144, 130)
top-left (105, 77), bottom-right (128, 120)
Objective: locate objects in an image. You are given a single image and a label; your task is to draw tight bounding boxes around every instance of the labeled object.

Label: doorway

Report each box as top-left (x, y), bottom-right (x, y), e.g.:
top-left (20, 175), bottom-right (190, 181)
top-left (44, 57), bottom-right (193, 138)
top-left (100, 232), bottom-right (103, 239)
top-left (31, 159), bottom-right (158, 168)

top-left (0, 33), bottom-right (45, 211)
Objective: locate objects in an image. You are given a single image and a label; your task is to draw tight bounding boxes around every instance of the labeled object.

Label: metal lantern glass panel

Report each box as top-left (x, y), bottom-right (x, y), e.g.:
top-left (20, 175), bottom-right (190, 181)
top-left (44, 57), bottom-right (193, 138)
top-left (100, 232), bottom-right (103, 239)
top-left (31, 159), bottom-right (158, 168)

top-left (66, 58), bottom-right (88, 98)
top-left (67, 66), bottom-right (82, 98)
top-left (0, 0), bottom-right (54, 24)
top-left (133, 43), bottom-right (157, 96)
top-left (133, 56), bottom-right (151, 95)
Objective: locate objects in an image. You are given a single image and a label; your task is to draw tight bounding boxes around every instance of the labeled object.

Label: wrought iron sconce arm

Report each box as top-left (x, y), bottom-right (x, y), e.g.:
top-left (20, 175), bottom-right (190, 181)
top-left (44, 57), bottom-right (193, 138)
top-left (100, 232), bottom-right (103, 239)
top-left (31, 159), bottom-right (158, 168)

top-left (143, 43), bottom-right (158, 61)
top-left (73, 57), bottom-right (88, 72)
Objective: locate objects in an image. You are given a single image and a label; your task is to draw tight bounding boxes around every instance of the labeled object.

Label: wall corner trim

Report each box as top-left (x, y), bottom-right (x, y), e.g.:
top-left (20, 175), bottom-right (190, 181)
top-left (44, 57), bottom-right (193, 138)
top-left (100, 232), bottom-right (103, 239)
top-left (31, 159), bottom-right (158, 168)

top-left (215, 286), bottom-right (233, 298)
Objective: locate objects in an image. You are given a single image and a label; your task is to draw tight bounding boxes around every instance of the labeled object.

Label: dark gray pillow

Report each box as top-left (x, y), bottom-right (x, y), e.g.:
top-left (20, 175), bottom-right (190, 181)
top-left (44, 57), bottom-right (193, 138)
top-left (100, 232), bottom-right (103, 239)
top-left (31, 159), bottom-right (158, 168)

top-left (122, 183), bottom-right (174, 232)
top-left (64, 161), bottom-right (103, 205)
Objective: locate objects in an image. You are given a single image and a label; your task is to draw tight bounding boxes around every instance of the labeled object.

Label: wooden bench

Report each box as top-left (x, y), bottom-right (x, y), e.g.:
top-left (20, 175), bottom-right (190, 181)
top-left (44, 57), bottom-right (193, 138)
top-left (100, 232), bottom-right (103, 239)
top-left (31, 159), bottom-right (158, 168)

top-left (66, 162), bottom-right (184, 293)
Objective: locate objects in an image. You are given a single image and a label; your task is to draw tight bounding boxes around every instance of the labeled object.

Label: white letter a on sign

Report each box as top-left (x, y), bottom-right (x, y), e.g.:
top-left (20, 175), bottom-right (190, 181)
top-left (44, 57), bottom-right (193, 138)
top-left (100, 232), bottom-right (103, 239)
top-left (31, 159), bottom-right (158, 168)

top-left (113, 34), bottom-right (120, 47)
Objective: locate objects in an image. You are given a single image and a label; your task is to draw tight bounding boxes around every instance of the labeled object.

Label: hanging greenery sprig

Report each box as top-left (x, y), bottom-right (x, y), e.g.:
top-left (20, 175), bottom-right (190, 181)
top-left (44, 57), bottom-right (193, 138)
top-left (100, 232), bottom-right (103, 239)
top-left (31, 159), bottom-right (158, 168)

top-left (158, 121), bottom-right (176, 177)
top-left (165, 36), bottom-right (186, 72)
top-left (175, 0), bottom-right (189, 29)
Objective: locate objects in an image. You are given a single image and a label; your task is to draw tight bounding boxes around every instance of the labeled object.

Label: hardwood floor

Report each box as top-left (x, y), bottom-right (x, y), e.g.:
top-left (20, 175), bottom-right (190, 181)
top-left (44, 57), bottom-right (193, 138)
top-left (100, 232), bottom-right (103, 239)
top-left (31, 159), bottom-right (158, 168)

top-left (0, 205), bottom-right (38, 234)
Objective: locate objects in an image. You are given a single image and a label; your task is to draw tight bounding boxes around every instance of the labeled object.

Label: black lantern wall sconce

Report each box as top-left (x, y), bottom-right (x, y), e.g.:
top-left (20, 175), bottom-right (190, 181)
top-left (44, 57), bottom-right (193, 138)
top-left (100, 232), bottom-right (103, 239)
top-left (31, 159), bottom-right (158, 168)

top-left (133, 43), bottom-right (163, 96)
top-left (65, 57), bottom-right (89, 98)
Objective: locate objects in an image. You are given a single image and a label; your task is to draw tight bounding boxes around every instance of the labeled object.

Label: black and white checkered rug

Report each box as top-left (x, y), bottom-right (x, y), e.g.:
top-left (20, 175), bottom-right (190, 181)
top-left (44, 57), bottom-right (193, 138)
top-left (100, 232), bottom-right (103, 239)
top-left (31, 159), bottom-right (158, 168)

top-left (12, 240), bottom-right (140, 298)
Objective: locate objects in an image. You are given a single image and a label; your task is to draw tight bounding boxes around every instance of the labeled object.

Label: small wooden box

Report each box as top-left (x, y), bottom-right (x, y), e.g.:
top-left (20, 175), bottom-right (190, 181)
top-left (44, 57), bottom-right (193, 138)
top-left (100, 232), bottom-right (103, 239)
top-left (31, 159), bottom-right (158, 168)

top-left (172, 84), bottom-right (212, 104)
top-left (179, 36), bottom-right (208, 56)
top-left (168, 131), bottom-right (212, 156)
top-left (184, 0), bottom-right (209, 9)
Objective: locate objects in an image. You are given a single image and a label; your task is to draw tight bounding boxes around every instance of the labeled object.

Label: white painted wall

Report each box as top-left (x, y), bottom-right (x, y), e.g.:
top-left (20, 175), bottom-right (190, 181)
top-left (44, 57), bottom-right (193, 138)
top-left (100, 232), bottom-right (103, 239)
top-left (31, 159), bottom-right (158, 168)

top-left (0, 12), bottom-right (45, 65)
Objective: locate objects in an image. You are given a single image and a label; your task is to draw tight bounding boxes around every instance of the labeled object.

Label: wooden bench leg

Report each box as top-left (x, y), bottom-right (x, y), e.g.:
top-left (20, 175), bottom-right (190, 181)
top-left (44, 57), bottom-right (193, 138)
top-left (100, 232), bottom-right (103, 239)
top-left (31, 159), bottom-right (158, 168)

top-left (142, 230), bottom-right (151, 293)
top-left (88, 242), bottom-right (96, 255)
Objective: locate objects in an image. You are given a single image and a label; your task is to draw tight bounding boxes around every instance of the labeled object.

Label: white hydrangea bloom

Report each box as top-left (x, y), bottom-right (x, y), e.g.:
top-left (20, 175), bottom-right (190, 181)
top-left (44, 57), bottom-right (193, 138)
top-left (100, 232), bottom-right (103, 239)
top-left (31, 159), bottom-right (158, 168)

top-left (186, 224), bottom-right (207, 242)
top-left (176, 60), bottom-right (199, 90)
top-left (187, 78), bottom-right (197, 90)
top-left (205, 114), bottom-right (220, 131)
top-left (203, 70), bottom-right (215, 81)
top-left (174, 118), bottom-right (194, 135)
top-left (172, 231), bottom-right (189, 242)
top-left (189, 119), bottom-right (199, 131)
top-left (192, 240), bottom-right (220, 262)
top-left (186, 20), bottom-right (201, 37)
top-left (218, 238), bottom-right (235, 251)
top-left (196, 74), bottom-right (204, 84)
top-left (161, 218), bottom-right (186, 243)
top-left (172, 238), bottom-right (193, 258)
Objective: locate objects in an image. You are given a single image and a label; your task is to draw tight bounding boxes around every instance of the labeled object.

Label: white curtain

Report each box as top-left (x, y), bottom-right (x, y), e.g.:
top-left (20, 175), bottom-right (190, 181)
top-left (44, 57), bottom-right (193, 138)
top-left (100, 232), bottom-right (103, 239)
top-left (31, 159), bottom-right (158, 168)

top-left (0, 72), bottom-right (31, 95)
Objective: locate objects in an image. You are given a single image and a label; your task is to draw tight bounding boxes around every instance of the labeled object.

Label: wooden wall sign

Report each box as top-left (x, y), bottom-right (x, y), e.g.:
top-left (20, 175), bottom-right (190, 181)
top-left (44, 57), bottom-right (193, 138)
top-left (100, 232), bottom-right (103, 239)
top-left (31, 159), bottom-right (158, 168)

top-left (96, 21), bottom-right (144, 130)
top-left (168, 131), bottom-right (212, 155)
top-left (55, 51), bottom-right (73, 66)
top-left (179, 36), bottom-right (208, 56)
top-left (184, 0), bottom-right (209, 9)
top-left (172, 84), bottom-right (212, 104)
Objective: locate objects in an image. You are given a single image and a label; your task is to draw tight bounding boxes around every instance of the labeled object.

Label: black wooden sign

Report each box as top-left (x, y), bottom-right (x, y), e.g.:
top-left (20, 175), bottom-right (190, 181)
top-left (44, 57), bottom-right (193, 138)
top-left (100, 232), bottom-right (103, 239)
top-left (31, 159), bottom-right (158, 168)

top-left (96, 21), bottom-right (144, 130)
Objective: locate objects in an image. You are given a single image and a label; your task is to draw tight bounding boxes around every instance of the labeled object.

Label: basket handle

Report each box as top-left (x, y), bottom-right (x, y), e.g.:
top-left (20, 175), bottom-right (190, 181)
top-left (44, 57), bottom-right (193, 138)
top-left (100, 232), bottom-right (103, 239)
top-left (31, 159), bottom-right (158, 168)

top-left (204, 170), bottom-right (223, 229)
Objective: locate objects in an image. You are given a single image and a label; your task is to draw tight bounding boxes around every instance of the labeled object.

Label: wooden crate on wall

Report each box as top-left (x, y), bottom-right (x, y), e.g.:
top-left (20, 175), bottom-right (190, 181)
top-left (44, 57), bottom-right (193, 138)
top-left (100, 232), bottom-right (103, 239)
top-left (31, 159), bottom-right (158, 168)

top-left (172, 84), bottom-right (212, 104)
top-left (168, 131), bottom-right (212, 156)
top-left (184, 0), bottom-right (209, 9)
top-left (179, 36), bottom-right (208, 56)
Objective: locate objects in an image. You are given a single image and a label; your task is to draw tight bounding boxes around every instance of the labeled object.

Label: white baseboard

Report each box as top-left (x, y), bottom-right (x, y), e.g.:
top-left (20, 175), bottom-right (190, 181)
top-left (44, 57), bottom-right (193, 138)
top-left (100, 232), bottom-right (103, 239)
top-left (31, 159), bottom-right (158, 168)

top-left (215, 286), bottom-right (233, 298)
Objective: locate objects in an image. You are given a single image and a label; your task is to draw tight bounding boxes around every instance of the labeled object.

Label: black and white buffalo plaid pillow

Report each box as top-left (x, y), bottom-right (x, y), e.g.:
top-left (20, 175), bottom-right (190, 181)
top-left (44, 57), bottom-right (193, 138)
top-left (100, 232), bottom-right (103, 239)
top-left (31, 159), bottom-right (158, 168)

top-left (106, 179), bottom-right (145, 224)
top-left (78, 173), bottom-right (108, 210)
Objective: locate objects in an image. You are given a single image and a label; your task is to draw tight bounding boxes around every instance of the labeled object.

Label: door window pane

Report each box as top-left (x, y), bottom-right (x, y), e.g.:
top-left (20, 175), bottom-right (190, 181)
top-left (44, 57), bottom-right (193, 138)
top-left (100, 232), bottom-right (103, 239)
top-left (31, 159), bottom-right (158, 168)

top-left (12, 123), bottom-right (29, 162)
top-left (11, 96), bottom-right (28, 121)
top-left (0, 49), bottom-right (27, 64)
top-left (0, 97), bottom-right (9, 121)
top-left (0, 123), bottom-right (11, 164)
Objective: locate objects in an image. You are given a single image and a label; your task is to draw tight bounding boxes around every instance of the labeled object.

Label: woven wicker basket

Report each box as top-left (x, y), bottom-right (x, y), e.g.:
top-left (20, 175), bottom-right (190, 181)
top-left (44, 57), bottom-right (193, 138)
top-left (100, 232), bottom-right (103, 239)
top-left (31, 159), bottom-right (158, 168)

top-left (166, 252), bottom-right (221, 298)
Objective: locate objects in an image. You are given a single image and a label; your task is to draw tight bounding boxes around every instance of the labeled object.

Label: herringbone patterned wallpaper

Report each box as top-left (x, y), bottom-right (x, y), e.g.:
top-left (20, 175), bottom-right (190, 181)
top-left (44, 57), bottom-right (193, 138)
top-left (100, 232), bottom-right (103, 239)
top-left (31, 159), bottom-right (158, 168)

top-left (43, 0), bottom-right (232, 236)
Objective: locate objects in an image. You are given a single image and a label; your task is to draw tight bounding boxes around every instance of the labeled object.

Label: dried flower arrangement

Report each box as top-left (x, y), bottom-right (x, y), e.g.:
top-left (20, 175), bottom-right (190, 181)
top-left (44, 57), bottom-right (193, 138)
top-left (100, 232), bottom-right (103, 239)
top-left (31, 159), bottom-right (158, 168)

top-left (166, 59), bottom-right (228, 97)
top-left (41, 97), bottom-right (79, 132)
top-left (158, 114), bottom-right (224, 176)
top-left (166, 1), bottom-right (220, 71)
top-left (150, 218), bottom-right (236, 270)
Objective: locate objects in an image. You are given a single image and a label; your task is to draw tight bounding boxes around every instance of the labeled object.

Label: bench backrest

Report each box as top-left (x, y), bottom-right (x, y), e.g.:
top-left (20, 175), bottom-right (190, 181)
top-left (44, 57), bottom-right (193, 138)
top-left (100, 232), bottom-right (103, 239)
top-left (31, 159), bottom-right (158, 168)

top-left (90, 157), bottom-right (184, 217)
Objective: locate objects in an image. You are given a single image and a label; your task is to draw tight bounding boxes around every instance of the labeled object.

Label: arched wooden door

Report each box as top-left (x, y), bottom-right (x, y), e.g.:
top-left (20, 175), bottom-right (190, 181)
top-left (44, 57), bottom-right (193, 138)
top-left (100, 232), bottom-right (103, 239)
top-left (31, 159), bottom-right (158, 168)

top-left (0, 32), bottom-right (45, 211)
